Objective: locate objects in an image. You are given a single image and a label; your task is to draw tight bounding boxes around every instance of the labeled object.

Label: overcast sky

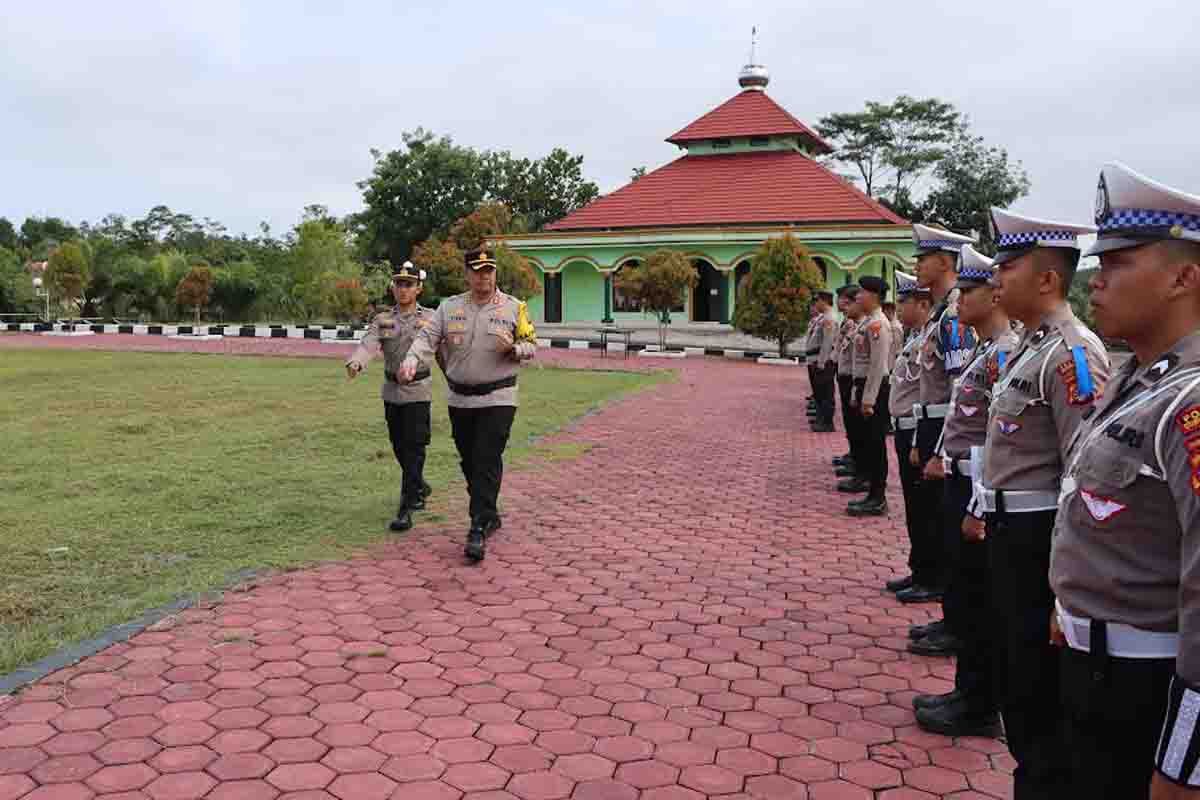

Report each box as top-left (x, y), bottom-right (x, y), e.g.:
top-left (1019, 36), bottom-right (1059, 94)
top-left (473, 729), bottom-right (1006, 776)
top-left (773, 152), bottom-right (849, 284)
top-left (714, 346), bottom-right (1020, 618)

top-left (4, 0), bottom-right (1198, 237)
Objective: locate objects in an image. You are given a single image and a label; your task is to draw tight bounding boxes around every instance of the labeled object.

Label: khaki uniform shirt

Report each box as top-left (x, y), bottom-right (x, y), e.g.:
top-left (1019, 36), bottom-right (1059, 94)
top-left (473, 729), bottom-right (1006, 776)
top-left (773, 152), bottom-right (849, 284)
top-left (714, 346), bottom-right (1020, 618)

top-left (889, 317), bottom-right (904, 369)
top-left (851, 309), bottom-right (892, 406)
top-left (941, 327), bottom-right (1020, 460)
top-left (803, 315), bottom-right (820, 357)
top-left (837, 317), bottom-right (861, 377)
top-left (404, 290), bottom-right (537, 409)
top-left (889, 329), bottom-right (922, 418)
top-left (1051, 331), bottom-right (1200, 685)
top-left (918, 289), bottom-right (977, 406)
top-left (983, 304), bottom-right (1110, 490)
top-left (346, 304), bottom-right (433, 405)
top-left (817, 310), bottom-right (838, 367)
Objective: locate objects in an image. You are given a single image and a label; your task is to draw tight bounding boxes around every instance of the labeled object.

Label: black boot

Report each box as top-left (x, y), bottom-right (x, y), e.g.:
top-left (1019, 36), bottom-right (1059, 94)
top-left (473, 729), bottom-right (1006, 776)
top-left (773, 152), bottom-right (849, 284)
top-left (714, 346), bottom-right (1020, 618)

top-left (913, 688), bottom-right (963, 711)
top-left (908, 618), bottom-right (946, 640)
top-left (832, 454), bottom-right (853, 467)
top-left (836, 477), bottom-right (871, 493)
top-left (834, 465), bottom-right (858, 477)
top-left (847, 495), bottom-right (887, 516)
top-left (421, 480), bottom-right (433, 498)
top-left (400, 495), bottom-right (425, 512)
top-left (389, 509), bottom-right (413, 532)
top-left (916, 698), bottom-right (1002, 738)
top-left (482, 516), bottom-right (502, 538)
top-left (464, 524), bottom-right (486, 563)
top-left (885, 575), bottom-right (913, 593)
top-left (811, 422), bottom-right (834, 433)
top-left (896, 585), bottom-right (944, 604)
top-left (907, 631), bottom-right (961, 656)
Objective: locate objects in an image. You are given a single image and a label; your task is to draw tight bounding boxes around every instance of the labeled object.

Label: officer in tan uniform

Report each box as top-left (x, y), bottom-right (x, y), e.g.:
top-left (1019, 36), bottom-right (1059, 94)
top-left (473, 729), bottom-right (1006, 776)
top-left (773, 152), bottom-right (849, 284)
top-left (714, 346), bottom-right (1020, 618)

top-left (913, 246), bottom-right (1017, 734)
top-left (834, 287), bottom-right (866, 487)
top-left (400, 246), bottom-right (538, 563)
top-left (1049, 164), bottom-right (1200, 800)
top-left (806, 290), bottom-right (837, 433)
top-left (847, 276), bottom-right (893, 516)
top-left (883, 300), bottom-right (904, 369)
top-left (886, 272), bottom-right (932, 595)
top-left (964, 207), bottom-right (1107, 799)
top-left (346, 261), bottom-right (434, 532)
top-left (903, 224), bottom-right (978, 605)
top-left (804, 298), bottom-right (822, 426)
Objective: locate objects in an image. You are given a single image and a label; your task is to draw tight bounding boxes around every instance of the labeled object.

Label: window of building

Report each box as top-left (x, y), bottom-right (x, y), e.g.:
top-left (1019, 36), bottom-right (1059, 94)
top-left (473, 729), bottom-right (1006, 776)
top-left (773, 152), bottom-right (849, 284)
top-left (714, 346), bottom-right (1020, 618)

top-left (711, 138), bottom-right (732, 149)
top-left (749, 136), bottom-right (769, 147)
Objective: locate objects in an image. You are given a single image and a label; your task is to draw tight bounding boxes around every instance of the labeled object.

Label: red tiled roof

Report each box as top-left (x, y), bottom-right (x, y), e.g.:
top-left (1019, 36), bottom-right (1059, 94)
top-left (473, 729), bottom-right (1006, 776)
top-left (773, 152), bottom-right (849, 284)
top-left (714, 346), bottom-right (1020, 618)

top-left (545, 150), bottom-right (906, 231)
top-left (666, 90), bottom-right (832, 154)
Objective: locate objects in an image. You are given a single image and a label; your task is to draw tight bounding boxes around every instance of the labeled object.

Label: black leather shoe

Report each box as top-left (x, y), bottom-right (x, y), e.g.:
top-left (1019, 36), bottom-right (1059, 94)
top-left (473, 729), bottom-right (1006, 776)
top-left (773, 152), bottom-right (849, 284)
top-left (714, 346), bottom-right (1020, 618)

top-left (896, 585), bottom-right (944, 604)
top-left (912, 689), bottom-right (962, 711)
top-left (909, 618), bottom-right (946, 640)
top-left (421, 480), bottom-right (433, 498)
top-left (811, 423), bottom-right (834, 433)
top-left (400, 496), bottom-right (425, 512)
top-left (837, 478), bottom-right (871, 493)
top-left (482, 516), bottom-right (502, 538)
top-left (389, 510), bottom-right (413, 532)
top-left (847, 497), bottom-right (887, 516)
top-left (907, 631), bottom-right (961, 656)
top-left (832, 454), bottom-right (852, 466)
top-left (916, 699), bottom-right (1002, 738)
top-left (885, 575), bottom-right (913, 593)
top-left (464, 527), bottom-right (486, 562)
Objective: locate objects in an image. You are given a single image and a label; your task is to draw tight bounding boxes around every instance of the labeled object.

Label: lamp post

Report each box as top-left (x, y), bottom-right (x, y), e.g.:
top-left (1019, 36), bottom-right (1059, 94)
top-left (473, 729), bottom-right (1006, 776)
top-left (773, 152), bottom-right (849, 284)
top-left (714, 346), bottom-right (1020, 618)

top-left (32, 276), bottom-right (50, 323)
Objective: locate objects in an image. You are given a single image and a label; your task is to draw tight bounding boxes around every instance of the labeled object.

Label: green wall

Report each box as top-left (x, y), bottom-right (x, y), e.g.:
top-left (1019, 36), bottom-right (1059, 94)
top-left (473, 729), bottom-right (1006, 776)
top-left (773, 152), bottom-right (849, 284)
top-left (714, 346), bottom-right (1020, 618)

top-left (562, 262), bottom-right (604, 323)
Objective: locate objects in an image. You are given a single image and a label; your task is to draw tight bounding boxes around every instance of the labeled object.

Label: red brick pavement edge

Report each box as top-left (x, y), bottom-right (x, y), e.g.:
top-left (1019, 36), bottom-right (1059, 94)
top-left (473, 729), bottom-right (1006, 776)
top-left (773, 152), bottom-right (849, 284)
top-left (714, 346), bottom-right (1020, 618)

top-left (0, 334), bottom-right (1014, 799)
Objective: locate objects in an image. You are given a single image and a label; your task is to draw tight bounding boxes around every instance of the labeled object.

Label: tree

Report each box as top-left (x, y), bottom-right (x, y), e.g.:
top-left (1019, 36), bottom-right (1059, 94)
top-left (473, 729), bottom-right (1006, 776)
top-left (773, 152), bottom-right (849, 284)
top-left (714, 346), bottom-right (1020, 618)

top-left (630, 166), bottom-right (647, 182)
top-left (817, 96), bottom-right (962, 206)
top-left (21, 217), bottom-right (79, 258)
top-left (210, 260), bottom-right (260, 321)
top-left (1068, 269), bottom-right (1095, 331)
top-left (326, 277), bottom-right (369, 321)
top-left (448, 202), bottom-right (514, 251)
top-left (613, 250), bottom-right (697, 350)
top-left (175, 265), bottom-right (214, 326)
top-left (918, 134), bottom-right (1031, 250)
top-left (0, 246), bottom-right (36, 315)
top-left (412, 236), bottom-right (466, 303)
top-left (495, 246), bottom-right (541, 302)
top-left (0, 218), bottom-right (16, 251)
top-left (732, 235), bottom-right (825, 358)
top-left (487, 148), bottom-right (599, 231)
top-left (44, 241), bottom-right (91, 314)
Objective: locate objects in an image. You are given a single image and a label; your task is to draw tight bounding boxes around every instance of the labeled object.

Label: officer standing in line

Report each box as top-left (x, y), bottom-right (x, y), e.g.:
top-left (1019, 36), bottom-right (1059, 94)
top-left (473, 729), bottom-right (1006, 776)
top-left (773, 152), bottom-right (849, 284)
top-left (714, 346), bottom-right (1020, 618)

top-left (964, 207), bottom-right (1108, 798)
top-left (806, 290), bottom-right (838, 432)
top-left (883, 300), bottom-right (904, 369)
top-left (835, 287), bottom-right (868, 492)
top-left (847, 276), bottom-right (893, 516)
top-left (912, 245), bottom-right (1017, 735)
top-left (400, 246), bottom-right (538, 563)
top-left (832, 286), bottom-right (858, 470)
top-left (885, 272), bottom-right (932, 594)
top-left (903, 224), bottom-right (978, 605)
top-left (1049, 164), bottom-right (1200, 800)
top-left (345, 261), bottom-right (434, 532)
top-left (804, 297), bottom-right (822, 427)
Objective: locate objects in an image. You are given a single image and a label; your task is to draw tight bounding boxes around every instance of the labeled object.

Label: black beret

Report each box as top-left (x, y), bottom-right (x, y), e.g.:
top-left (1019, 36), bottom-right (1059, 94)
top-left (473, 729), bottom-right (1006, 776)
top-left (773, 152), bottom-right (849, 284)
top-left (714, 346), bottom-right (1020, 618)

top-left (858, 276), bottom-right (888, 299)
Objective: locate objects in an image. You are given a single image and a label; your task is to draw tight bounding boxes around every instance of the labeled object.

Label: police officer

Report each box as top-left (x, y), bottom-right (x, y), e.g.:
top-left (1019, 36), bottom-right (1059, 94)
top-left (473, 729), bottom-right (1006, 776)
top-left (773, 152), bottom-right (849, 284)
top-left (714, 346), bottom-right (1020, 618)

top-left (903, 224), bottom-right (978, 604)
top-left (847, 276), bottom-right (892, 516)
top-left (964, 207), bottom-right (1108, 798)
top-left (806, 290), bottom-right (838, 433)
top-left (835, 287), bottom-right (868, 491)
top-left (400, 246), bottom-right (538, 563)
top-left (345, 261), bottom-right (433, 532)
top-left (913, 246), bottom-right (1017, 734)
top-left (1049, 164), bottom-right (1200, 800)
top-left (883, 300), bottom-right (903, 369)
top-left (804, 297), bottom-right (822, 426)
top-left (885, 272), bottom-right (932, 594)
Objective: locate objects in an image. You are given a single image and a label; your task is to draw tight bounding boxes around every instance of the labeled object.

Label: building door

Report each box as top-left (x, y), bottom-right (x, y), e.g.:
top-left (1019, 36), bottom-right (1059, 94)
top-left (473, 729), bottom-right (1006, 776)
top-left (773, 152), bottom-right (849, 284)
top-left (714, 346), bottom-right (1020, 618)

top-left (692, 260), bottom-right (722, 322)
top-left (544, 273), bottom-right (562, 323)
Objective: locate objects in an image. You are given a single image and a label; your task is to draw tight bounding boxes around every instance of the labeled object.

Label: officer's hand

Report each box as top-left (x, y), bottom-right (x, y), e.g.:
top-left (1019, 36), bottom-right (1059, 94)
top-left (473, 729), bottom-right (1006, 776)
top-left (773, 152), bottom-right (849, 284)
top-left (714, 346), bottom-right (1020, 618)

top-left (493, 329), bottom-right (515, 353)
top-left (399, 362), bottom-right (417, 382)
top-left (909, 449), bottom-right (921, 468)
top-left (1049, 610), bottom-right (1066, 648)
top-left (862, 403), bottom-right (874, 417)
top-left (1149, 773), bottom-right (1198, 798)
top-left (923, 458), bottom-right (945, 481)
top-left (345, 362), bottom-right (362, 380)
top-left (962, 515), bottom-right (987, 542)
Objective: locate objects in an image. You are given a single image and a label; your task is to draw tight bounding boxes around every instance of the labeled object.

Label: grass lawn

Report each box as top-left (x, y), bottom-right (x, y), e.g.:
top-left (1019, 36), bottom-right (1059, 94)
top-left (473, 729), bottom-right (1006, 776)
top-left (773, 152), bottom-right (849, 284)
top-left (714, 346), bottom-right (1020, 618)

top-left (0, 349), bottom-right (665, 677)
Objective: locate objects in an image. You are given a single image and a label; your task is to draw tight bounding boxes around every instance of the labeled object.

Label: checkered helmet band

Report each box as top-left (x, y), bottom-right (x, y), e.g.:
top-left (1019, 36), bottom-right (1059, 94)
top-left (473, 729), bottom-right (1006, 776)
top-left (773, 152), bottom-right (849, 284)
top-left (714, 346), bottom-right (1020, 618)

top-left (1098, 207), bottom-right (1200, 235)
top-left (996, 230), bottom-right (1079, 249)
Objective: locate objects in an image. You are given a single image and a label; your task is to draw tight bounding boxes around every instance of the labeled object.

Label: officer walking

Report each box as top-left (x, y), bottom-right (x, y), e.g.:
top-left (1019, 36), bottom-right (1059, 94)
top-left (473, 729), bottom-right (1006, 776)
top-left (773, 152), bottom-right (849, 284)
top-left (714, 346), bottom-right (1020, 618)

top-left (835, 287), bottom-right (868, 491)
top-left (903, 224), bottom-right (978, 605)
top-left (345, 261), bottom-right (434, 532)
top-left (912, 245), bottom-right (1017, 734)
top-left (1049, 164), bottom-right (1200, 800)
top-left (847, 276), bottom-right (892, 516)
top-left (806, 290), bottom-right (838, 432)
top-left (400, 246), bottom-right (538, 563)
top-left (965, 207), bottom-right (1108, 798)
top-left (885, 272), bottom-right (933, 595)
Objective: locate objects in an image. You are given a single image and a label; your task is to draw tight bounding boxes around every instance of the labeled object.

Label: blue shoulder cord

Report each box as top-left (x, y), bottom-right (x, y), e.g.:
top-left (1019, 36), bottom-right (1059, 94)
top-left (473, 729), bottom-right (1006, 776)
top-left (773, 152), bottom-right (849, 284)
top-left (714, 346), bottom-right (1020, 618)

top-left (1072, 345), bottom-right (1094, 398)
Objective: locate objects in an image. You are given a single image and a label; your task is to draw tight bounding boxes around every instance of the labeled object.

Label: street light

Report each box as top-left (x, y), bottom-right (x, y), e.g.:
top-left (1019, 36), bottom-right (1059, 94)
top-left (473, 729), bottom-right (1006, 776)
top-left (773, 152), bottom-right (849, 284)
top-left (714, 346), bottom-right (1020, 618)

top-left (32, 276), bottom-right (50, 323)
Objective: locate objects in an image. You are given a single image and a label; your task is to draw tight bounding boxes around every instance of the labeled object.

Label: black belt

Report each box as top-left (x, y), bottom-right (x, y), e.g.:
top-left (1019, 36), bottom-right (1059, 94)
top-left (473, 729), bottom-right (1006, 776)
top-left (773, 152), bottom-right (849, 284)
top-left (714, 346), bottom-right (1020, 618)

top-left (806, 348), bottom-right (820, 356)
top-left (386, 368), bottom-right (430, 383)
top-left (446, 375), bottom-right (517, 396)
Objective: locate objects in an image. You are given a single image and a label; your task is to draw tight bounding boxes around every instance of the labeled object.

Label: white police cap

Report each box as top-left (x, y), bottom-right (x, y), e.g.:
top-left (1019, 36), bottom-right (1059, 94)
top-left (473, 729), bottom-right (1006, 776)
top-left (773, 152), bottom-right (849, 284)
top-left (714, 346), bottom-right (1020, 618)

top-left (989, 207), bottom-right (1096, 265)
top-left (912, 223), bottom-right (976, 256)
top-left (1088, 162), bottom-right (1200, 255)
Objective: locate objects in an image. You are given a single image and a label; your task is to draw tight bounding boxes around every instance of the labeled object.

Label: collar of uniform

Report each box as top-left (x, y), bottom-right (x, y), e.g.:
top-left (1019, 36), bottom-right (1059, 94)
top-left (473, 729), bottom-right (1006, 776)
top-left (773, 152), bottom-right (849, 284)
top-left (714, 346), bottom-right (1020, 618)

top-left (1043, 302), bottom-right (1079, 331)
top-left (1136, 331), bottom-right (1200, 386)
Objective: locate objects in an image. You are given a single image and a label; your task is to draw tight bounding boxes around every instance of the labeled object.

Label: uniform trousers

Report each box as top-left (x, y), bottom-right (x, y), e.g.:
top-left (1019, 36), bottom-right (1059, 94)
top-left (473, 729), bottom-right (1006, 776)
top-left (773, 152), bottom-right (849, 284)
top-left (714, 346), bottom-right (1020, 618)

top-left (914, 418), bottom-right (947, 589)
top-left (987, 509), bottom-right (1070, 799)
top-left (1059, 646), bottom-right (1171, 800)
top-left (852, 378), bottom-right (889, 494)
top-left (813, 363), bottom-right (837, 427)
top-left (384, 401), bottom-right (431, 506)
top-left (943, 473), bottom-right (994, 707)
top-left (893, 427), bottom-right (932, 583)
top-left (448, 405), bottom-right (516, 525)
top-left (838, 374), bottom-right (861, 468)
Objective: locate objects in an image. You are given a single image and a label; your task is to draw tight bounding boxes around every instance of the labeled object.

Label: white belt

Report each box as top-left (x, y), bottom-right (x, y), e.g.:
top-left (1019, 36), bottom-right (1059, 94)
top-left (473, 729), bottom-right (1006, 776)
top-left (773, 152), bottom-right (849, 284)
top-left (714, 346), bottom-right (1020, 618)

top-left (912, 402), bottom-right (950, 420)
top-left (1056, 601), bottom-right (1179, 659)
top-left (943, 457), bottom-right (972, 478)
top-left (973, 484), bottom-right (1060, 513)
top-left (893, 416), bottom-right (918, 431)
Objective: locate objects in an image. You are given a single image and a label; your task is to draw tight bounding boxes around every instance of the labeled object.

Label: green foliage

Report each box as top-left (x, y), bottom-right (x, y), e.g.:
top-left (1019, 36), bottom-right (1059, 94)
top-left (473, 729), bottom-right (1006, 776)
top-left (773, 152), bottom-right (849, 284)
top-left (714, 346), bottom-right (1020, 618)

top-left (449, 202), bottom-right (514, 251)
top-left (1069, 269), bottom-right (1095, 330)
top-left (614, 250), bottom-right (698, 349)
top-left (45, 241), bottom-right (92, 311)
top-left (0, 247), bottom-right (36, 315)
top-left (412, 236), bottom-right (466, 303)
top-left (495, 245), bottom-right (542, 302)
top-left (0, 218), bottom-right (16, 250)
top-left (732, 235), bottom-right (825, 357)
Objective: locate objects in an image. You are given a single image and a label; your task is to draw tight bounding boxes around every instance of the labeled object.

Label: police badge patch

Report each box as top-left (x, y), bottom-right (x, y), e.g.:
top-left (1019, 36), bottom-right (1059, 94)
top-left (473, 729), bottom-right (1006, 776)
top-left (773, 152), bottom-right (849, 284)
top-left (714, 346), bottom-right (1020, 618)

top-left (1095, 173), bottom-right (1112, 227)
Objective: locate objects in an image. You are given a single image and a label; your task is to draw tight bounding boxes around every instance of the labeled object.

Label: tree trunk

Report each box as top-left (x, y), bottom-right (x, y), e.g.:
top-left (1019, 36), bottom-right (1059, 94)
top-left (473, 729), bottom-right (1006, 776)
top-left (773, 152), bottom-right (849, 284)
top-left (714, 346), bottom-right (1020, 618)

top-left (778, 337), bottom-right (788, 359)
top-left (194, 305), bottom-right (201, 327)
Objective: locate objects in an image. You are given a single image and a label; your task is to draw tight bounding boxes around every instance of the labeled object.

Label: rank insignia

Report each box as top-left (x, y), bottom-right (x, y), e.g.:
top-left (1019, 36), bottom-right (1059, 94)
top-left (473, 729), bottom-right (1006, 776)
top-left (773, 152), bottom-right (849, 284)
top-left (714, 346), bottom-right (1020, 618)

top-left (1177, 405), bottom-right (1200, 437)
top-left (959, 404), bottom-right (979, 417)
top-left (997, 420), bottom-right (1021, 435)
top-left (986, 353), bottom-right (1001, 386)
top-left (1079, 488), bottom-right (1127, 522)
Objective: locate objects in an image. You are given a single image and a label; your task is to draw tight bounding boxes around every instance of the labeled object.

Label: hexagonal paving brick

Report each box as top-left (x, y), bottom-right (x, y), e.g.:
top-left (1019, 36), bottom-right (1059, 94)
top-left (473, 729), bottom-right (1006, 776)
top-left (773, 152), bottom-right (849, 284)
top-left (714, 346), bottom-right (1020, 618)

top-left (145, 770), bottom-right (218, 799)
top-left (613, 760), bottom-right (679, 789)
top-left (86, 762), bottom-right (159, 793)
top-left (266, 762), bottom-right (337, 792)
top-left (442, 761), bottom-right (511, 792)
top-left (506, 769), bottom-right (575, 800)
top-left (326, 771), bottom-right (399, 800)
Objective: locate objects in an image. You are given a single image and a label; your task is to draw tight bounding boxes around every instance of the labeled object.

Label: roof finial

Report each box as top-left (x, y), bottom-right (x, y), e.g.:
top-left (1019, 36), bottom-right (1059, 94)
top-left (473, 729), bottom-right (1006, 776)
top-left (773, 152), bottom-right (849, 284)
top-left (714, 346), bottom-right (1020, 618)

top-left (738, 26), bottom-right (769, 91)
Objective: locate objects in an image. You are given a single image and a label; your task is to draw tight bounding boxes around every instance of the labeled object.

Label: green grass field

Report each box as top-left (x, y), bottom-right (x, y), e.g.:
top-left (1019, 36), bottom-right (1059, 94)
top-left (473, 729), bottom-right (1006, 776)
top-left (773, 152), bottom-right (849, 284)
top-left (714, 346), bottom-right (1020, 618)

top-left (0, 349), bottom-right (664, 676)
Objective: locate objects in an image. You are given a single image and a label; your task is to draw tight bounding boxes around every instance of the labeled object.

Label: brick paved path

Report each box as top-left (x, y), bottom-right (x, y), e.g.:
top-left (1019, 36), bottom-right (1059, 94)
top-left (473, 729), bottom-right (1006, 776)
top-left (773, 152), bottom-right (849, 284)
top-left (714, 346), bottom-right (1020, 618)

top-left (0, 335), bottom-right (1013, 799)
